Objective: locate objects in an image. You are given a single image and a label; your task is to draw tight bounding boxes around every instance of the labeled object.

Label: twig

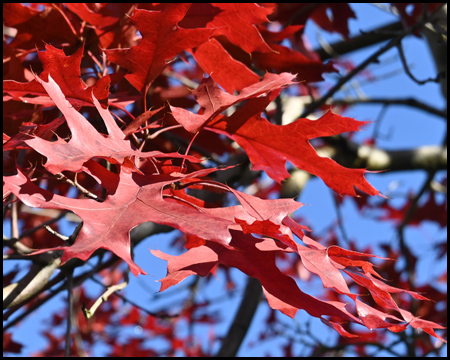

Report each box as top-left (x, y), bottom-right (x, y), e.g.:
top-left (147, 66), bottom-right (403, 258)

top-left (19, 211), bottom-right (68, 240)
top-left (397, 170), bottom-right (437, 289)
top-left (148, 124), bottom-right (184, 140)
top-left (3, 256), bottom-right (62, 309)
top-left (44, 225), bottom-right (69, 241)
top-left (82, 280), bottom-right (128, 319)
top-left (163, 69), bottom-right (200, 89)
top-left (331, 192), bottom-right (350, 245)
top-left (314, 21), bottom-right (404, 61)
top-left (216, 277), bottom-right (263, 357)
top-left (56, 173), bottom-right (100, 201)
top-left (301, 9), bottom-right (444, 118)
top-left (3, 254), bottom-right (121, 329)
top-left (396, 42), bottom-right (443, 85)
top-left (3, 235), bottom-right (34, 255)
top-left (65, 271), bottom-right (73, 357)
top-left (11, 198), bottom-right (19, 239)
top-left (90, 276), bottom-right (180, 319)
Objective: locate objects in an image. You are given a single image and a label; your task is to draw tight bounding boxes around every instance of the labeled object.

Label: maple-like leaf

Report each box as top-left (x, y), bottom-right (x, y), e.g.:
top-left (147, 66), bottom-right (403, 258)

top-left (192, 38), bottom-right (260, 93)
top-left (151, 231), bottom-right (446, 339)
top-left (269, 4), bottom-right (356, 39)
top-left (3, 3), bottom-right (78, 51)
top-left (151, 234), bottom-right (361, 324)
top-left (170, 72), bottom-right (297, 133)
top-left (380, 191), bottom-right (447, 228)
top-left (64, 4), bottom-right (134, 48)
top-left (252, 43), bottom-right (338, 83)
top-left (4, 164), bottom-right (318, 279)
top-left (4, 168), bottom-right (237, 276)
top-left (3, 44), bottom-right (112, 107)
top-left (208, 110), bottom-right (380, 196)
top-left (105, 4), bottom-right (214, 93)
top-left (228, 187), bottom-right (307, 249)
top-left (3, 116), bottom-right (65, 152)
top-left (171, 74), bottom-right (379, 196)
top-left (23, 75), bottom-right (196, 174)
top-left (195, 3), bottom-right (274, 54)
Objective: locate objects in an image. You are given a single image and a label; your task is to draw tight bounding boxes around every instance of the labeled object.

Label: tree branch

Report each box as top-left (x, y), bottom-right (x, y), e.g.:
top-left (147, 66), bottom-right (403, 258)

top-left (281, 143), bottom-right (447, 198)
top-left (314, 21), bottom-right (404, 61)
top-left (3, 254), bottom-right (62, 309)
top-left (302, 9), bottom-right (445, 117)
top-left (216, 277), bottom-right (263, 357)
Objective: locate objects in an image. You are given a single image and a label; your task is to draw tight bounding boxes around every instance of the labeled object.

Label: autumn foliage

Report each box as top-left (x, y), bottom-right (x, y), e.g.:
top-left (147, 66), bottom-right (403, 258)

top-left (3, 3), bottom-right (447, 356)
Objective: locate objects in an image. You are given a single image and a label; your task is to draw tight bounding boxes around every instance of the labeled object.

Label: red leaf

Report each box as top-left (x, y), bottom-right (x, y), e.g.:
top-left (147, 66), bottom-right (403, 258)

top-left (309, 4), bottom-right (356, 39)
top-left (184, 3), bottom-right (274, 54)
top-left (122, 106), bottom-right (165, 136)
top-left (4, 167), bottom-right (238, 276)
top-left (321, 318), bottom-right (359, 338)
top-left (3, 4), bottom-right (78, 50)
top-left (3, 44), bottom-right (111, 107)
top-left (3, 333), bottom-right (23, 354)
top-left (208, 110), bottom-right (381, 196)
top-left (380, 191), bottom-right (447, 228)
top-left (252, 43), bottom-right (338, 83)
top-left (269, 4), bottom-right (356, 39)
top-left (151, 234), bottom-right (361, 323)
top-left (171, 72), bottom-right (297, 133)
top-left (192, 38), bottom-right (260, 93)
top-left (64, 4), bottom-right (134, 48)
top-left (105, 4), bottom-right (214, 93)
top-left (24, 75), bottom-right (196, 174)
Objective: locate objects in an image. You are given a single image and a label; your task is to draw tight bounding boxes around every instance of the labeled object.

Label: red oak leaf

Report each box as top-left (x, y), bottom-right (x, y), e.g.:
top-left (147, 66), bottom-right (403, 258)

top-left (269, 4), bottom-right (356, 39)
top-left (24, 75), bottom-right (197, 174)
top-left (208, 110), bottom-right (381, 196)
top-left (179, 3), bottom-right (274, 54)
top-left (380, 191), bottom-right (447, 228)
top-left (3, 167), bottom-right (238, 276)
top-left (3, 333), bottom-right (23, 354)
top-left (3, 44), bottom-right (112, 107)
top-left (192, 38), bottom-right (260, 93)
top-left (309, 3), bottom-right (356, 39)
top-left (3, 116), bottom-right (65, 151)
top-left (229, 187), bottom-right (306, 249)
top-left (257, 24), bottom-right (305, 43)
top-left (252, 43), bottom-right (338, 83)
top-left (170, 72), bottom-right (297, 133)
top-left (321, 318), bottom-right (359, 338)
top-left (105, 4), bottom-right (214, 93)
top-left (64, 4), bottom-right (134, 48)
top-left (151, 234), bottom-right (362, 327)
top-left (3, 3), bottom-right (78, 51)
top-left (392, 3), bottom-right (443, 29)
top-left (203, 3), bottom-right (274, 54)
top-left (151, 232), bottom-right (446, 338)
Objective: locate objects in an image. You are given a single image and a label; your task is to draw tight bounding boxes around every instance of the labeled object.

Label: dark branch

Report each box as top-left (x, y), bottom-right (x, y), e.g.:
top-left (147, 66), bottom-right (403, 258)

top-left (315, 21), bottom-right (404, 61)
top-left (216, 277), bottom-right (263, 357)
top-left (302, 10), bottom-right (444, 117)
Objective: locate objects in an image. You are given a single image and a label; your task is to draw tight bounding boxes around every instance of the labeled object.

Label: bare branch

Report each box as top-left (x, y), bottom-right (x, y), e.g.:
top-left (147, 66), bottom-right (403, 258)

top-left (302, 9), bottom-right (445, 117)
top-left (65, 271), bottom-right (73, 357)
top-left (396, 42), bottom-right (443, 85)
top-left (82, 279), bottom-right (128, 320)
top-left (3, 255), bottom-right (62, 309)
top-left (216, 277), bottom-right (263, 357)
top-left (315, 21), bottom-right (404, 61)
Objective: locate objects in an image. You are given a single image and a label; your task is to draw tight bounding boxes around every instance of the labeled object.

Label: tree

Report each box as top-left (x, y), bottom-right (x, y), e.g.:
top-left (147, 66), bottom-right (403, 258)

top-left (3, 3), bottom-right (447, 357)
